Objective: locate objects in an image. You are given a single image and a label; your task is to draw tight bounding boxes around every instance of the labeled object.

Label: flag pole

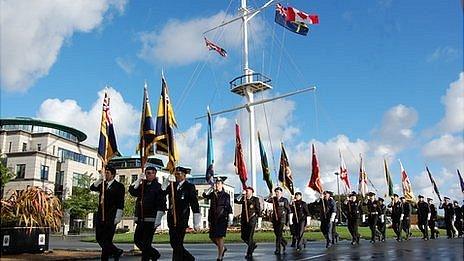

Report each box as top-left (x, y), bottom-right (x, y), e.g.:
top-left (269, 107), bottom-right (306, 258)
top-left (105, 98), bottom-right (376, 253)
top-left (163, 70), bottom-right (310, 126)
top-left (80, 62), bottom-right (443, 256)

top-left (100, 160), bottom-right (106, 222)
top-left (165, 82), bottom-right (177, 228)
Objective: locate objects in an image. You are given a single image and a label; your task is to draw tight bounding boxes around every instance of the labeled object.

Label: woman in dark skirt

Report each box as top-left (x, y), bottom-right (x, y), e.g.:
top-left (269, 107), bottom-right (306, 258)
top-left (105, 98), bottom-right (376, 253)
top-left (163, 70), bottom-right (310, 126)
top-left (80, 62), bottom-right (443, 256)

top-left (202, 178), bottom-right (233, 261)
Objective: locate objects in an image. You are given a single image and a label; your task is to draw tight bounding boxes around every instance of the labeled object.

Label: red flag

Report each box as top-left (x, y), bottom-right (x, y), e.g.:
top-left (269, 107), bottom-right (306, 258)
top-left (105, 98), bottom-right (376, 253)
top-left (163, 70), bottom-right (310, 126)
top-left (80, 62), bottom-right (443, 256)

top-left (358, 154), bottom-right (368, 197)
top-left (204, 37), bottom-right (227, 57)
top-left (234, 122), bottom-right (247, 189)
top-left (308, 144), bottom-right (323, 193)
top-left (399, 160), bottom-right (415, 202)
top-left (285, 5), bottom-right (319, 24)
top-left (339, 149), bottom-right (350, 191)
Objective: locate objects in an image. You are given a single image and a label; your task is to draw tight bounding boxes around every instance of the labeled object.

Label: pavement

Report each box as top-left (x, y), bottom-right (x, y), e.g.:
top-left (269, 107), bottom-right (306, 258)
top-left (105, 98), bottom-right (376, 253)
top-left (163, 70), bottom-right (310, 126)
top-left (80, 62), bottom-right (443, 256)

top-left (1, 235), bottom-right (463, 260)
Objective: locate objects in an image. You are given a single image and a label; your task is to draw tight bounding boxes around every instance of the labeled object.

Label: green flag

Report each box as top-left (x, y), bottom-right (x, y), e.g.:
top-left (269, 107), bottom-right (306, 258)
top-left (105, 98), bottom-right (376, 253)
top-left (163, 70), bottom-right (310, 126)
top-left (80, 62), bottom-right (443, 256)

top-left (258, 132), bottom-right (273, 194)
top-left (384, 158), bottom-right (394, 197)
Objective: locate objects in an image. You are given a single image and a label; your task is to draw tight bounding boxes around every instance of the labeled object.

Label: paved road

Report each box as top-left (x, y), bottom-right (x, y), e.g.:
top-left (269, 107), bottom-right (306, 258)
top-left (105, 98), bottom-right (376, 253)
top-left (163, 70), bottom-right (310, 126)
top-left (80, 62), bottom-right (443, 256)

top-left (50, 236), bottom-right (464, 260)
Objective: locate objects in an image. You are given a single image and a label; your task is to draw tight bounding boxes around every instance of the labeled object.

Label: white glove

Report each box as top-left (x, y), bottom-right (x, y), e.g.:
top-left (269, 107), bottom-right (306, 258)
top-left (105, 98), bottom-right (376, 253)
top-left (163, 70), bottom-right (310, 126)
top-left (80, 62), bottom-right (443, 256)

top-left (427, 213), bottom-right (431, 221)
top-left (228, 214), bottom-right (234, 226)
top-left (93, 174), bottom-right (104, 187)
top-left (193, 213), bottom-right (201, 231)
top-left (154, 211), bottom-right (165, 229)
top-left (335, 218), bottom-right (338, 223)
top-left (161, 178), bottom-right (170, 190)
top-left (114, 209), bottom-right (123, 225)
top-left (453, 215), bottom-right (456, 222)
top-left (289, 213), bottom-right (294, 225)
top-left (380, 214), bottom-right (385, 223)
top-left (168, 174), bottom-right (176, 182)
top-left (306, 216), bottom-right (311, 226)
top-left (400, 214), bottom-right (404, 221)
top-left (362, 214), bottom-right (366, 223)
top-left (204, 187), bottom-right (214, 196)
top-left (132, 173), bottom-right (145, 189)
top-left (330, 213), bottom-right (336, 223)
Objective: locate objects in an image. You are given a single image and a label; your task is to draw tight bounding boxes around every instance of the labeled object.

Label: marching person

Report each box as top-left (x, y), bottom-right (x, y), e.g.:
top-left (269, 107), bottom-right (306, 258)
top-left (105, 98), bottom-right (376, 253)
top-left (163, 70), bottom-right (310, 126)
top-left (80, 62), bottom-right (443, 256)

top-left (388, 194), bottom-right (403, 241)
top-left (416, 195), bottom-right (430, 240)
top-left (400, 196), bottom-right (412, 240)
top-left (376, 197), bottom-right (387, 242)
top-left (163, 166), bottom-right (201, 261)
top-left (343, 191), bottom-right (360, 245)
top-left (290, 192), bottom-right (310, 252)
top-left (318, 190), bottom-right (336, 248)
top-left (364, 192), bottom-right (381, 243)
top-left (202, 178), bottom-right (233, 261)
top-left (235, 186), bottom-right (261, 259)
top-left (90, 165), bottom-right (125, 261)
top-left (427, 198), bottom-right (438, 239)
top-left (267, 187), bottom-right (291, 255)
top-left (129, 166), bottom-right (166, 261)
top-left (439, 196), bottom-right (455, 239)
top-left (453, 200), bottom-right (463, 237)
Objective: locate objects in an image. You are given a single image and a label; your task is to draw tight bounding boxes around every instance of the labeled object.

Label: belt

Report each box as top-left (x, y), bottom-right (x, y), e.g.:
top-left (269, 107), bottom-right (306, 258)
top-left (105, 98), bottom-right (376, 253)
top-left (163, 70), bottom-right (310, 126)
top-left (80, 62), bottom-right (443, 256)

top-left (136, 217), bottom-right (156, 222)
top-left (369, 212), bottom-right (378, 215)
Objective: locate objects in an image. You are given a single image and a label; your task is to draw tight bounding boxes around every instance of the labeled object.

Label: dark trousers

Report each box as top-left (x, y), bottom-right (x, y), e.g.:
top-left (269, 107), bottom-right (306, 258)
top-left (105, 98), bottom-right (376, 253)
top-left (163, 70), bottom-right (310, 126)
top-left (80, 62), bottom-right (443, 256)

top-left (418, 219), bottom-right (429, 239)
top-left (320, 219), bottom-right (333, 245)
top-left (392, 218), bottom-right (402, 240)
top-left (428, 220), bottom-right (437, 238)
top-left (241, 216), bottom-right (257, 255)
top-left (347, 218), bottom-right (359, 243)
top-left (293, 220), bottom-right (306, 249)
top-left (402, 217), bottom-right (411, 239)
top-left (368, 214), bottom-right (380, 241)
top-left (169, 225), bottom-right (194, 261)
top-left (95, 220), bottom-right (119, 260)
top-left (377, 218), bottom-right (386, 241)
top-left (445, 218), bottom-right (454, 238)
top-left (455, 220), bottom-right (463, 237)
top-left (272, 222), bottom-right (286, 253)
top-left (135, 222), bottom-right (160, 261)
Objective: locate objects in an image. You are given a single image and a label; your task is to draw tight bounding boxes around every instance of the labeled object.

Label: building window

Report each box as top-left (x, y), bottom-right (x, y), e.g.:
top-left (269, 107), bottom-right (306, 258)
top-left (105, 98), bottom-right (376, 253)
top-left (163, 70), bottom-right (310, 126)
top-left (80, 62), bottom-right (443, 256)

top-left (16, 164), bottom-right (26, 179)
top-left (55, 171), bottom-right (64, 185)
top-left (40, 165), bottom-right (49, 180)
top-left (22, 143), bottom-right (27, 152)
top-left (131, 174), bottom-right (138, 184)
top-left (72, 172), bottom-right (86, 188)
top-left (58, 147), bottom-right (95, 166)
top-left (53, 146), bottom-right (55, 156)
top-left (119, 175), bottom-right (126, 185)
top-left (8, 142), bottom-right (12, 152)
top-left (37, 144), bottom-right (42, 151)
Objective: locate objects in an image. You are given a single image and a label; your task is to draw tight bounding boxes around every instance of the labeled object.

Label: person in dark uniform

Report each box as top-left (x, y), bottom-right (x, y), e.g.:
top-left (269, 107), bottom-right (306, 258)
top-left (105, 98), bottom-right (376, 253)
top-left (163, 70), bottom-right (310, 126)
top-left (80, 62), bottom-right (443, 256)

top-left (202, 178), bottom-right (233, 261)
top-left (129, 166), bottom-right (166, 261)
top-left (317, 190), bottom-right (336, 248)
top-left (427, 198), bottom-right (438, 239)
top-left (363, 192), bottom-right (381, 243)
top-left (290, 192), bottom-right (309, 251)
top-left (439, 196), bottom-right (455, 239)
top-left (387, 194), bottom-right (403, 241)
top-left (400, 196), bottom-right (412, 240)
top-left (90, 165), bottom-right (125, 261)
top-left (342, 191), bottom-right (360, 245)
top-left (416, 195), bottom-right (430, 240)
top-left (376, 197), bottom-right (387, 242)
top-left (331, 193), bottom-right (340, 245)
top-left (163, 166), bottom-right (201, 261)
top-left (235, 186), bottom-right (261, 259)
top-left (266, 187), bottom-right (291, 255)
top-left (453, 200), bottom-right (463, 237)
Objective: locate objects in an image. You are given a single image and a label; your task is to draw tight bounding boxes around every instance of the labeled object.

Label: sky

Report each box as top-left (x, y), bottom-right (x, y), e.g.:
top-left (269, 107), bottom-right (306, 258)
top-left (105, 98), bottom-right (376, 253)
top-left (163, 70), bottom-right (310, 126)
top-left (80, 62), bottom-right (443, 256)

top-left (1, 0), bottom-right (463, 204)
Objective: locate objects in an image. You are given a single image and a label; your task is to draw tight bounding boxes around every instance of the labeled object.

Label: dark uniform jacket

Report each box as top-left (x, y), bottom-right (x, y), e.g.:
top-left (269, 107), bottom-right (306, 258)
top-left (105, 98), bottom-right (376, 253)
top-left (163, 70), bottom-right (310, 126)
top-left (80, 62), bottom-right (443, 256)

top-left (235, 196), bottom-right (261, 222)
top-left (388, 201), bottom-right (403, 221)
top-left (440, 202), bottom-right (455, 221)
top-left (319, 198), bottom-right (336, 222)
top-left (129, 180), bottom-right (167, 221)
top-left (429, 204), bottom-right (438, 221)
top-left (90, 180), bottom-right (125, 223)
top-left (165, 180), bottom-right (200, 228)
top-left (203, 190), bottom-right (232, 223)
top-left (268, 197), bottom-right (291, 224)
top-left (291, 200), bottom-right (309, 223)
top-left (417, 201), bottom-right (430, 222)
top-left (364, 200), bottom-right (379, 215)
top-left (454, 205), bottom-right (463, 221)
top-left (402, 202), bottom-right (411, 218)
top-left (378, 203), bottom-right (387, 218)
top-left (343, 200), bottom-right (360, 220)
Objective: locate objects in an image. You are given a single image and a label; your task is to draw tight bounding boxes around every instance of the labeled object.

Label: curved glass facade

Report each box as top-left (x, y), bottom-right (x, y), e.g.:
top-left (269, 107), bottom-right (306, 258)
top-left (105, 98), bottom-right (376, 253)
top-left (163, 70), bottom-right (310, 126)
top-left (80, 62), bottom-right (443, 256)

top-left (1, 124), bottom-right (79, 142)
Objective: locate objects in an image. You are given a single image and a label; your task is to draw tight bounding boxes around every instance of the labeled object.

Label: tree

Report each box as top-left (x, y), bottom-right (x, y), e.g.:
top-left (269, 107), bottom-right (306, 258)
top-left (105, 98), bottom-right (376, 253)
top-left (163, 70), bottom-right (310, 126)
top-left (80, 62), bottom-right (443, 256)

top-left (0, 160), bottom-right (14, 199)
top-left (63, 175), bottom-right (98, 219)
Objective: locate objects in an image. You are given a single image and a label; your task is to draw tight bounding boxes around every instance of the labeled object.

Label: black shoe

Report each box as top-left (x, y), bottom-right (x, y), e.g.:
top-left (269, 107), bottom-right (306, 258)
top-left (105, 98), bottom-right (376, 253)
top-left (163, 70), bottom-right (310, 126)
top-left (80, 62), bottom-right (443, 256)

top-left (281, 241), bottom-right (287, 252)
top-left (245, 254), bottom-right (252, 259)
top-left (370, 240), bottom-right (375, 244)
top-left (274, 250), bottom-right (281, 255)
top-left (291, 243), bottom-right (296, 247)
top-left (296, 247), bottom-right (302, 252)
top-left (325, 242), bottom-right (332, 248)
top-left (222, 247), bottom-right (228, 258)
top-left (151, 250), bottom-right (161, 260)
top-left (113, 249), bottom-right (123, 261)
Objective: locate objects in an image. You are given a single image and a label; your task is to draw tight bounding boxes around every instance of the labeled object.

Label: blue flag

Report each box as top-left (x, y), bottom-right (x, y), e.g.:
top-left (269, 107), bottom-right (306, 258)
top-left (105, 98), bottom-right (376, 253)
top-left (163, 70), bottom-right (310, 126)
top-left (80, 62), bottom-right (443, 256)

top-left (98, 91), bottom-right (120, 163)
top-left (137, 84), bottom-right (156, 167)
top-left (206, 107), bottom-right (214, 184)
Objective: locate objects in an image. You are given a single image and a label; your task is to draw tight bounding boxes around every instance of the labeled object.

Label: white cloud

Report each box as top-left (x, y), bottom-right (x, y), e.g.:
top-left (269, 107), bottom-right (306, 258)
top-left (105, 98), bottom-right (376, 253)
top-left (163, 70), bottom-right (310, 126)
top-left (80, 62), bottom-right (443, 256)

top-left (37, 87), bottom-right (139, 148)
top-left (427, 46), bottom-right (461, 63)
top-left (0, 0), bottom-right (127, 92)
top-left (137, 11), bottom-right (266, 66)
top-left (422, 134), bottom-right (464, 168)
top-left (115, 57), bottom-right (135, 74)
top-left (437, 72), bottom-right (464, 133)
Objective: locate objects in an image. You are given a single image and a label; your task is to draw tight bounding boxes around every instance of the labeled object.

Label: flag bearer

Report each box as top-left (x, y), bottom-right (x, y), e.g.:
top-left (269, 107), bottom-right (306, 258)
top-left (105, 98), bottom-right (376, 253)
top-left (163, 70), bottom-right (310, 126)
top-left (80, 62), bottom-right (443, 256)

top-left (427, 198), bottom-right (438, 239)
top-left (401, 197), bottom-right (412, 240)
top-left (235, 186), bottom-right (261, 259)
top-left (343, 191), bottom-right (360, 245)
top-left (416, 195), bottom-right (430, 240)
top-left (290, 192), bottom-right (309, 251)
top-left (267, 187), bottom-right (291, 255)
top-left (388, 194), bottom-right (403, 241)
top-left (377, 197), bottom-right (387, 242)
top-left (318, 191), bottom-right (336, 248)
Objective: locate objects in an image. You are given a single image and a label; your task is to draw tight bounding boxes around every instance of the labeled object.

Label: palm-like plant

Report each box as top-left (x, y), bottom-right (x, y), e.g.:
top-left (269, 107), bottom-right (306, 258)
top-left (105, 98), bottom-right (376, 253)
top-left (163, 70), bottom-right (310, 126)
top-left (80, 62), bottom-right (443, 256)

top-left (1, 186), bottom-right (63, 232)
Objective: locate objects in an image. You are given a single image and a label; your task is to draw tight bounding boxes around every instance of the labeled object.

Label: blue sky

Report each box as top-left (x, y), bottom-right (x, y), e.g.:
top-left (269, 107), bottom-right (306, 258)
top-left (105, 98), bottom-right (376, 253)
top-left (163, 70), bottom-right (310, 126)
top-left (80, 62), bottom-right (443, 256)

top-left (1, 0), bottom-right (463, 202)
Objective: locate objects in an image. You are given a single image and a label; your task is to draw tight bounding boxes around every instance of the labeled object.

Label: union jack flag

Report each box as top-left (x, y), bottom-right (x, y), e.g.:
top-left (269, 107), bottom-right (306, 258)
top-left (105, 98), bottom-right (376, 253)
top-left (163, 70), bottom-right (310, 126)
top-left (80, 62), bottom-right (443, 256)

top-left (204, 37), bottom-right (227, 57)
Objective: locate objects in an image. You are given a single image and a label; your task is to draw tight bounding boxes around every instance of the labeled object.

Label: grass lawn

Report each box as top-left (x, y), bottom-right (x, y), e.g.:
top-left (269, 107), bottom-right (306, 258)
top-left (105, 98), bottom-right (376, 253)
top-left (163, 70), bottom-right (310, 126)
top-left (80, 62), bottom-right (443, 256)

top-left (82, 227), bottom-right (446, 244)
